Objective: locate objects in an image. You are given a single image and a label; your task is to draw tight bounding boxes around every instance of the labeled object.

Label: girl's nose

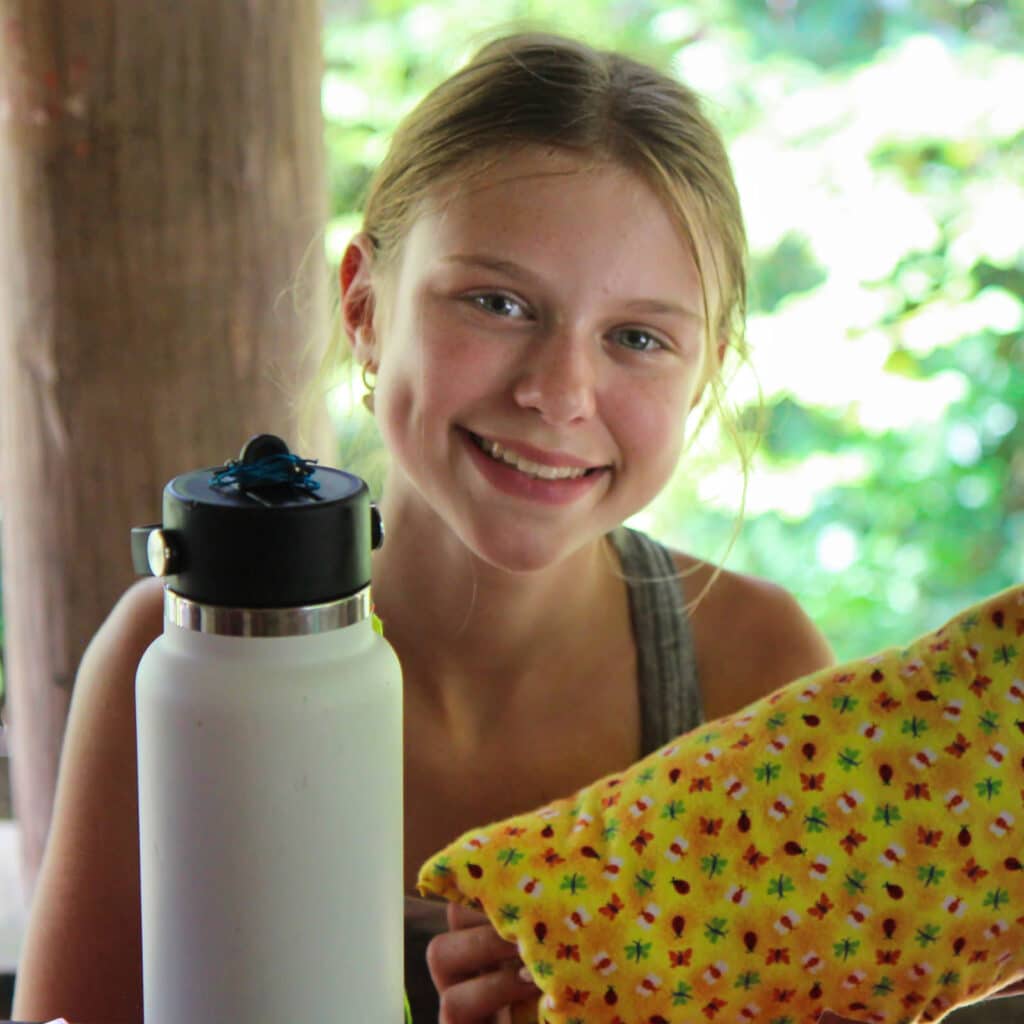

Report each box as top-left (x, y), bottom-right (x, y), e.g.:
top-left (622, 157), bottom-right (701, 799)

top-left (512, 331), bottom-right (597, 425)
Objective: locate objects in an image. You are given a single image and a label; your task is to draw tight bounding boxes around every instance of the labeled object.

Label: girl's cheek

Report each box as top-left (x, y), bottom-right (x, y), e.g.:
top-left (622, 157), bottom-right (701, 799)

top-left (374, 381), bottom-right (417, 448)
top-left (610, 382), bottom-right (683, 443)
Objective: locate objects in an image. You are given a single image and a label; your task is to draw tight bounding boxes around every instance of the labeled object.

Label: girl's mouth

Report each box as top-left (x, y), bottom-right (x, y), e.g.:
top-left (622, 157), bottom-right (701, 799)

top-left (467, 431), bottom-right (603, 481)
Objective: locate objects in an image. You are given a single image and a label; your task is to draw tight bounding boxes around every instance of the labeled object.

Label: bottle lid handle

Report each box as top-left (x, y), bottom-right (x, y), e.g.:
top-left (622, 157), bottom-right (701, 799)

top-left (131, 525), bottom-right (182, 577)
top-left (130, 525), bottom-right (160, 575)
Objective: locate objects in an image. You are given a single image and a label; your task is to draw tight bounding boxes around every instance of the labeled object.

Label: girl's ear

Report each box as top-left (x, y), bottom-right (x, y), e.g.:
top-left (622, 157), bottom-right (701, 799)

top-left (715, 333), bottom-right (728, 368)
top-left (690, 333), bottom-right (729, 411)
top-left (340, 233), bottom-right (379, 368)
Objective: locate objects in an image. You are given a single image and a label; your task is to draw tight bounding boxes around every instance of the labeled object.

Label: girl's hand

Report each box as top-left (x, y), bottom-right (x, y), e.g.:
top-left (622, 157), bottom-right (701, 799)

top-left (425, 909), bottom-right (867, 1024)
top-left (426, 904), bottom-right (541, 1024)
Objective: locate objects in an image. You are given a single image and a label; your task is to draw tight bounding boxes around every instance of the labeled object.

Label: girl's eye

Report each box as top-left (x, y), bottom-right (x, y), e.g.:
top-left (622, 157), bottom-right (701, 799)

top-left (613, 327), bottom-right (666, 353)
top-left (468, 292), bottom-right (529, 319)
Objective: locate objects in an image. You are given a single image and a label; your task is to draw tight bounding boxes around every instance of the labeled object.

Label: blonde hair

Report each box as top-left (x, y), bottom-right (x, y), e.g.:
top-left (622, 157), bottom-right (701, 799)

top-left (309, 32), bottom-right (759, 589)
top-left (368, 33), bottom-right (745, 344)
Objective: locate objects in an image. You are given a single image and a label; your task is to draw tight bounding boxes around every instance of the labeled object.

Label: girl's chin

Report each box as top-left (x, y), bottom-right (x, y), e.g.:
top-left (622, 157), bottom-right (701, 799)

top-left (452, 513), bottom-right (613, 577)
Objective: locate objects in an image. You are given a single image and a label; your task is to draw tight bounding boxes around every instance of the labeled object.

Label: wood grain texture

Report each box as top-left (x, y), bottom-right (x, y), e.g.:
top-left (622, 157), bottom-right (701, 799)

top-left (0, 0), bottom-right (328, 891)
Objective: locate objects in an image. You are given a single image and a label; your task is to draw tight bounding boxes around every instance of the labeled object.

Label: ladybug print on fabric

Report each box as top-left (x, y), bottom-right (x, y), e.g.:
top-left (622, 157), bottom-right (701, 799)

top-left (420, 586), bottom-right (1024, 1024)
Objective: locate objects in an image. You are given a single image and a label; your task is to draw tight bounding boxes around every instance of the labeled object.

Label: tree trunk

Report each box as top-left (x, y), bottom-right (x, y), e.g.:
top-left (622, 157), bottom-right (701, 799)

top-left (0, 0), bottom-right (328, 893)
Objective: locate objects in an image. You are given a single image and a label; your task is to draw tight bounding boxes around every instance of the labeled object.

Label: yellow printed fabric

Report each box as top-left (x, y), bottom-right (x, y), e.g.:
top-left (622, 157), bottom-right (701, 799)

top-left (418, 586), bottom-right (1024, 1024)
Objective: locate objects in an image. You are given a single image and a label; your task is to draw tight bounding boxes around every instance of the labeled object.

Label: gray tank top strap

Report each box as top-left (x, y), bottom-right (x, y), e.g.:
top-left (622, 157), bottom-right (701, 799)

top-left (609, 526), bottom-right (705, 753)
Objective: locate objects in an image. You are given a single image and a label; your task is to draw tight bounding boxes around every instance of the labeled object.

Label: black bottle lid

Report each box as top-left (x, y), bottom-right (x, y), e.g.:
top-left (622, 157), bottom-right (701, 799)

top-left (131, 435), bottom-right (382, 608)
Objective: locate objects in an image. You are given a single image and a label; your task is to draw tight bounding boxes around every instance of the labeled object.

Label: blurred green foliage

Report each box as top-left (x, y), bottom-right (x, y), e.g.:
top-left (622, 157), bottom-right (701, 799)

top-left (322, 0), bottom-right (1024, 668)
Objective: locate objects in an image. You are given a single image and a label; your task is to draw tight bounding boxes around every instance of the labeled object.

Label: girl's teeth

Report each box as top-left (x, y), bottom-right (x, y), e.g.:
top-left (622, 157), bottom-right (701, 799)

top-left (478, 437), bottom-right (588, 480)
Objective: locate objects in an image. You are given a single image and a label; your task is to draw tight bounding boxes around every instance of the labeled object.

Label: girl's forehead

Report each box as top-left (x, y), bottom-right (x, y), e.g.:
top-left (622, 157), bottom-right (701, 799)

top-left (406, 147), bottom-right (694, 262)
top-left (425, 146), bottom-right (644, 215)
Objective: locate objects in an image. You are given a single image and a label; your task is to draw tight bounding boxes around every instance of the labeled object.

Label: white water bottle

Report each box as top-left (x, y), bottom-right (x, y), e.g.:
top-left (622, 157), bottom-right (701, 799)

top-left (132, 434), bottom-right (403, 1023)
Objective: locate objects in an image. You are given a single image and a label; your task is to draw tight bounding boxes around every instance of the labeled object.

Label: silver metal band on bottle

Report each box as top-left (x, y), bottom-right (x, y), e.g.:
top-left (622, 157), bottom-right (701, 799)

top-left (164, 587), bottom-right (372, 637)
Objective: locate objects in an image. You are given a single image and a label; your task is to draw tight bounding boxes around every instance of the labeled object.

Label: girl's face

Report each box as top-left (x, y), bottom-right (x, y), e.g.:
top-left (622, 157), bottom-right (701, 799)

top-left (361, 147), bottom-right (711, 572)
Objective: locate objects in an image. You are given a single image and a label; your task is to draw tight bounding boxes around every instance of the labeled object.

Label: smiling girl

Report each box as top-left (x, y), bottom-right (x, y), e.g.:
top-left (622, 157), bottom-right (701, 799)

top-left (14, 32), bottom-right (836, 1024)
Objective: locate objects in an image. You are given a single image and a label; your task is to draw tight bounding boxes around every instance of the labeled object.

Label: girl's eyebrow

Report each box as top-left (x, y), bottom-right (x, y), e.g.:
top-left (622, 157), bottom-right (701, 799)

top-left (443, 253), bottom-right (536, 280)
top-left (443, 253), bottom-right (703, 322)
top-left (624, 298), bottom-right (704, 323)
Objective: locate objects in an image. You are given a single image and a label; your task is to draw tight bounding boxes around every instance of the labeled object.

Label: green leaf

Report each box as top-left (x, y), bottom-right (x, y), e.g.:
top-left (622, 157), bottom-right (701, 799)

top-left (804, 806), bottom-right (828, 833)
top-left (995, 643), bottom-right (1018, 665)
top-left (625, 938), bottom-right (652, 963)
top-left (873, 803), bottom-right (902, 826)
top-left (978, 712), bottom-right (1000, 735)
top-left (975, 777), bottom-right (1003, 799)
top-left (701, 853), bottom-right (728, 879)
top-left (983, 888), bottom-right (1010, 911)
top-left (837, 747), bottom-right (863, 772)
top-left (559, 873), bottom-right (587, 895)
top-left (885, 348), bottom-right (924, 379)
top-left (767, 874), bottom-right (795, 899)
top-left (633, 868), bottom-right (656, 894)
top-left (901, 716), bottom-right (928, 737)
top-left (672, 981), bottom-right (694, 1006)
top-left (842, 870), bottom-right (868, 896)
top-left (499, 904), bottom-right (520, 924)
top-left (661, 799), bottom-right (686, 821)
top-left (755, 761), bottom-right (782, 784)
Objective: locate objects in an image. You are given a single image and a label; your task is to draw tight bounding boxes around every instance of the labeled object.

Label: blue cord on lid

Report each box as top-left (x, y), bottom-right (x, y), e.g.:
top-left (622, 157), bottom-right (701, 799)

top-left (210, 453), bottom-right (321, 494)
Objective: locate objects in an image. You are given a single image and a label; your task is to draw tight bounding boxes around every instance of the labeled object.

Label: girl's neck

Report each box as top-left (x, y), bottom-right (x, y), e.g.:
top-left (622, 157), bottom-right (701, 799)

top-left (368, 495), bottom-right (626, 735)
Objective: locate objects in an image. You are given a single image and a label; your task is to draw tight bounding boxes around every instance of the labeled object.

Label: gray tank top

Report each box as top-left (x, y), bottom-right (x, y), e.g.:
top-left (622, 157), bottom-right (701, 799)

top-left (404, 527), bottom-right (705, 1020)
top-left (608, 525), bottom-right (705, 751)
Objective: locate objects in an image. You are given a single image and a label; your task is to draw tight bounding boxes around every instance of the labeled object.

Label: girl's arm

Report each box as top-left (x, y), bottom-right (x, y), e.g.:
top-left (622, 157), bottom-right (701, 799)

top-left (734, 580), bottom-right (836, 695)
top-left (13, 578), bottom-right (164, 1024)
top-left (684, 566), bottom-right (837, 710)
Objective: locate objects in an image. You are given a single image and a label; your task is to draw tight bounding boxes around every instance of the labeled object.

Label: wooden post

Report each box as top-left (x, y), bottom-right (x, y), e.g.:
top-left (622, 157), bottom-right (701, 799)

top-left (0, 0), bottom-right (328, 893)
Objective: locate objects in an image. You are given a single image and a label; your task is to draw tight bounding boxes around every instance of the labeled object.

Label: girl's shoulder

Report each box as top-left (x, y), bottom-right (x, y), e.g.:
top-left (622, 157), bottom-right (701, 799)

top-left (667, 550), bottom-right (836, 719)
